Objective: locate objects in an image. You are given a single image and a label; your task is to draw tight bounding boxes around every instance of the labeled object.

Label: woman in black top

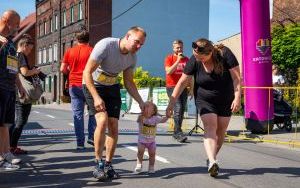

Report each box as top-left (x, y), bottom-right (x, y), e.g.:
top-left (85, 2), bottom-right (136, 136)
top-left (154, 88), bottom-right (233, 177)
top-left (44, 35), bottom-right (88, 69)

top-left (9, 34), bottom-right (40, 155)
top-left (166, 38), bottom-right (241, 177)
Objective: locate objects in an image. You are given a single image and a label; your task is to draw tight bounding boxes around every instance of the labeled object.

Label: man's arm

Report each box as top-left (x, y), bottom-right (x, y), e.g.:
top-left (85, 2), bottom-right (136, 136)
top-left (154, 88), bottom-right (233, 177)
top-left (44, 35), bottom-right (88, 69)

top-left (123, 68), bottom-right (144, 110)
top-left (60, 62), bottom-right (69, 74)
top-left (83, 58), bottom-right (106, 112)
top-left (165, 55), bottom-right (183, 75)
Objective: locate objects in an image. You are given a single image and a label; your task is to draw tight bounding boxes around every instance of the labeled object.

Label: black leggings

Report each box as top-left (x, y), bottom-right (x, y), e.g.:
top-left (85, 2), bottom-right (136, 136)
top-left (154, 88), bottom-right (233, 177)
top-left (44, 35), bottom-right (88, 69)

top-left (10, 101), bottom-right (32, 147)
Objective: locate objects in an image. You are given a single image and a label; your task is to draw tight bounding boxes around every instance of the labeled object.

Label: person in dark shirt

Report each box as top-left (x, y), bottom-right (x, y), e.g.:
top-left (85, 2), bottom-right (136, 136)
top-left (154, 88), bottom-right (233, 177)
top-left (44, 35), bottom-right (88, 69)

top-left (9, 34), bottom-right (38, 155)
top-left (0, 10), bottom-right (24, 170)
top-left (166, 38), bottom-right (241, 177)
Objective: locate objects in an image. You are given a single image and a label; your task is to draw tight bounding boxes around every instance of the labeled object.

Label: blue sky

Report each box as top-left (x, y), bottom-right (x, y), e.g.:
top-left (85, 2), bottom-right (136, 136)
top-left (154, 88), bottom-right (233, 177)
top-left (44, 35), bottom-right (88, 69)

top-left (0, 0), bottom-right (245, 42)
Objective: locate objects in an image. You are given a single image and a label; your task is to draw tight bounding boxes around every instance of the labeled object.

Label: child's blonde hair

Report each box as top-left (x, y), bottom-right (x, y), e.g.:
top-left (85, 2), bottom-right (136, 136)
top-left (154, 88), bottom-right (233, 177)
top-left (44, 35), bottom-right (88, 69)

top-left (145, 101), bottom-right (158, 116)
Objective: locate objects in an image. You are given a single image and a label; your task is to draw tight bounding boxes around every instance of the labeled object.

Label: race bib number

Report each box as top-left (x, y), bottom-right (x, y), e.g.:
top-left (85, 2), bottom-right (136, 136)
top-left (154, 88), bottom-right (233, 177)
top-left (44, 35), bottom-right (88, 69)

top-left (7, 55), bottom-right (19, 74)
top-left (141, 124), bottom-right (156, 137)
top-left (96, 72), bottom-right (117, 85)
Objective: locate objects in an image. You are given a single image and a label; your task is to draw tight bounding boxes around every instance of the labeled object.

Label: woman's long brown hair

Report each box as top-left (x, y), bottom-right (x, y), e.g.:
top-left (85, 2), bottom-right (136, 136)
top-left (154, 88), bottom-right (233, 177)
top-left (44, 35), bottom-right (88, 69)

top-left (195, 38), bottom-right (224, 75)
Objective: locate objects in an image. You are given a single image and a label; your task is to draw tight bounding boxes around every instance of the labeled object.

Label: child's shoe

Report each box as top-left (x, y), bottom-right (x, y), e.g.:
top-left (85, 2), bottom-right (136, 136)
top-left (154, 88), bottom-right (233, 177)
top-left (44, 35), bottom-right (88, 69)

top-left (148, 166), bottom-right (155, 174)
top-left (134, 163), bottom-right (142, 173)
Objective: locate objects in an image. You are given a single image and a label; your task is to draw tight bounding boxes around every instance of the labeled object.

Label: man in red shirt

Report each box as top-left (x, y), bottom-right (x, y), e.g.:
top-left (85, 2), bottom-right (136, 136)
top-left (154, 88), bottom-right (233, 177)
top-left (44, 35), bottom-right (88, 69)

top-left (164, 39), bottom-right (189, 142)
top-left (60, 28), bottom-right (96, 149)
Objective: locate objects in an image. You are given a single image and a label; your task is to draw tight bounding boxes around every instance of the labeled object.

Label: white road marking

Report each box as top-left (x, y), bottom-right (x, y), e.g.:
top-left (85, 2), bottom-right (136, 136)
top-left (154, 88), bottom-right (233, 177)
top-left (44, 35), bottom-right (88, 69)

top-left (123, 145), bottom-right (170, 164)
top-left (46, 115), bottom-right (55, 119)
top-left (33, 111), bottom-right (40, 114)
top-left (68, 123), bottom-right (74, 127)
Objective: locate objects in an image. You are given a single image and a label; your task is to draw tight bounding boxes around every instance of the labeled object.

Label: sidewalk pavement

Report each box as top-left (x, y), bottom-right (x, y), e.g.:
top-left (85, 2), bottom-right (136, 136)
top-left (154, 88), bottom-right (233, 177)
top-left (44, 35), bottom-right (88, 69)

top-left (34, 103), bottom-right (300, 148)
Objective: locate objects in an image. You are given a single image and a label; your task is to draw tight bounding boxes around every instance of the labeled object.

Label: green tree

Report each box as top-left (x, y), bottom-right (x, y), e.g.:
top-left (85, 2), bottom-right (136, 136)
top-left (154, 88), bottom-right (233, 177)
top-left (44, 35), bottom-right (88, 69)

top-left (118, 66), bottom-right (165, 88)
top-left (271, 24), bottom-right (300, 85)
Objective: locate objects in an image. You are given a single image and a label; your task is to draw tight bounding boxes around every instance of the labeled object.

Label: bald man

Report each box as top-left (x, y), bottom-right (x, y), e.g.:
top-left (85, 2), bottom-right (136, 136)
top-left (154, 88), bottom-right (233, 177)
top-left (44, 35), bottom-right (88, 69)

top-left (0, 10), bottom-right (23, 170)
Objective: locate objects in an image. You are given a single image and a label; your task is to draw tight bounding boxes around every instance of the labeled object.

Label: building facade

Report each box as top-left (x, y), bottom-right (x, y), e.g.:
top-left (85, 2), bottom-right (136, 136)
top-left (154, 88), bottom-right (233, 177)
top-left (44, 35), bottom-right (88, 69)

top-left (272, 0), bottom-right (300, 26)
top-left (14, 13), bottom-right (36, 69)
top-left (36, 0), bottom-right (111, 103)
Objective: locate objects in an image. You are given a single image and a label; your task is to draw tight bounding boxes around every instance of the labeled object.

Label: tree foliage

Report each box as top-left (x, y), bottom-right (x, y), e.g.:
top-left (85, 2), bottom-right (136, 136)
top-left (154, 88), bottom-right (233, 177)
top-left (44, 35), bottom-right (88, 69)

top-left (118, 66), bottom-right (165, 88)
top-left (271, 24), bottom-right (300, 85)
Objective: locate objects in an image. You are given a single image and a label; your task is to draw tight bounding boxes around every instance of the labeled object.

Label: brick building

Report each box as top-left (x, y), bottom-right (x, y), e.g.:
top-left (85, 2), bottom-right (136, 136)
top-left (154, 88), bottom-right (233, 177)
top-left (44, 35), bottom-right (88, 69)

top-left (36, 0), bottom-right (111, 103)
top-left (13, 13), bottom-right (36, 68)
top-left (272, 0), bottom-right (300, 26)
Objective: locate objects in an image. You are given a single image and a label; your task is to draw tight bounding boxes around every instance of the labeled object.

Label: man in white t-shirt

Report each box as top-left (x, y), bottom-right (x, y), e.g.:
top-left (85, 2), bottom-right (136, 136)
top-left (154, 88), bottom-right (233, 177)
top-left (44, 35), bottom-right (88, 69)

top-left (83, 26), bottom-right (146, 181)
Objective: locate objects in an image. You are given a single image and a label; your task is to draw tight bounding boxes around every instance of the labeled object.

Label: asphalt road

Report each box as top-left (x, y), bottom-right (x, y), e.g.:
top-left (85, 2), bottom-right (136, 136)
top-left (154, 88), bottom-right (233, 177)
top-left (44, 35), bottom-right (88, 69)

top-left (1, 107), bottom-right (300, 188)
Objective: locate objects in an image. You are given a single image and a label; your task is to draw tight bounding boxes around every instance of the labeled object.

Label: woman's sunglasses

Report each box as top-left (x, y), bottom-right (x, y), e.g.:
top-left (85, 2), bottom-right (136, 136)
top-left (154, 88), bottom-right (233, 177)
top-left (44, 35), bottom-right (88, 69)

top-left (192, 42), bottom-right (211, 55)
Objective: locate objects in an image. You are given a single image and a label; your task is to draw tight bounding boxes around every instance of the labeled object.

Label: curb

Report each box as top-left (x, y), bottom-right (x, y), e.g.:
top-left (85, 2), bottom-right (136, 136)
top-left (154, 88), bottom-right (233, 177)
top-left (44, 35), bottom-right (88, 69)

top-left (226, 133), bottom-right (300, 149)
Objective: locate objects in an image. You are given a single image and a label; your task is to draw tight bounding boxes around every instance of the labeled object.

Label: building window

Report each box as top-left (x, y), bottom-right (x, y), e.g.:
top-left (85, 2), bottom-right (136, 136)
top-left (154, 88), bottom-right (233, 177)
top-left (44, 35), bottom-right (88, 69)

top-left (38, 48), bottom-right (42, 64)
top-left (53, 43), bottom-right (58, 62)
top-left (43, 47), bottom-right (47, 64)
top-left (54, 14), bottom-right (58, 30)
top-left (48, 76), bottom-right (52, 92)
top-left (48, 45), bottom-right (53, 63)
top-left (62, 42), bottom-right (66, 56)
top-left (39, 23), bottom-right (42, 36)
top-left (70, 5), bottom-right (74, 23)
top-left (78, 1), bottom-right (83, 20)
top-left (44, 20), bottom-right (47, 35)
top-left (63, 9), bottom-right (67, 27)
top-left (50, 17), bottom-right (53, 33)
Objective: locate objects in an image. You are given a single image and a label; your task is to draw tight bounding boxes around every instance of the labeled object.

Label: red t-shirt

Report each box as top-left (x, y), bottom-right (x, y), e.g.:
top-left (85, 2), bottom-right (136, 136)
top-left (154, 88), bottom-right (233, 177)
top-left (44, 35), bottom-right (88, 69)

top-left (164, 54), bottom-right (189, 87)
top-left (63, 44), bottom-right (93, 87)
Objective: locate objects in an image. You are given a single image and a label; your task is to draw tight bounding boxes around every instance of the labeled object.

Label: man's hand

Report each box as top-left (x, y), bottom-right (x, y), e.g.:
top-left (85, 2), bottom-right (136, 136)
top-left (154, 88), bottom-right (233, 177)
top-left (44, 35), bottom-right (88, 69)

top-left (94, 96), bottom-right (106, 112)
top-left (0, 34), bottom-right (8, 50)
top-left (165, 103), bottom-right (174, 118)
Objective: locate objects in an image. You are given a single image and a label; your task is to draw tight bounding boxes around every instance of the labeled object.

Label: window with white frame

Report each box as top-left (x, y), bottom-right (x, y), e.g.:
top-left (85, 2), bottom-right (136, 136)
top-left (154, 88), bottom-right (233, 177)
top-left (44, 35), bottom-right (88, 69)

top-left (39, 22), bottom-right (42, 36)
top-left (78, 1), bottom-right (83, 20)
top-left (55, 14), bottom-right (58, 30)
top-left (50, 17), bottom-right (53, 33)
top-left (38, 48), bottom-right (42, 64)
top-left (43, 47), bottom-right (47, 64)
top-left (71, 5), bottom-right (74, 23)
top-left (44, 20), bottom-right (47, 35)
top-left (53, 43), bottom-right (58, 62)
top-left (48, 45), bottom-right (53, 63)
top-left (63, 9), bottom-right (66, 27)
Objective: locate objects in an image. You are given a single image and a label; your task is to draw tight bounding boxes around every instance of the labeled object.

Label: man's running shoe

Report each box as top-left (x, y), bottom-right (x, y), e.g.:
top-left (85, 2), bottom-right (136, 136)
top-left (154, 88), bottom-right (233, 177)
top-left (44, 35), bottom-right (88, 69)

top-left (87, 139), bottom-right (94, 146)
top-left (93, 160), bottom-right (107, 181)
top-left (105, 164), bottom-right (120, 179)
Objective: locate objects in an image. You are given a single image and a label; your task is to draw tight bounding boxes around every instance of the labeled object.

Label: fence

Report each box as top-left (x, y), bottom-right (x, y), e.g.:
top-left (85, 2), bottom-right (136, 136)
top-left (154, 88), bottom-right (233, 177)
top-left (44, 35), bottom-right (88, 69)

top-left (122, 86), bottom-right (300, 148)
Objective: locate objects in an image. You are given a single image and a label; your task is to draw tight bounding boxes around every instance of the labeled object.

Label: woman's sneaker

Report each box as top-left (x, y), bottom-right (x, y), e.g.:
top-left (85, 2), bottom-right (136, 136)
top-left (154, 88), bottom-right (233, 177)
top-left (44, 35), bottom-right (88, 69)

top-left (208, 161), bottom-right (219, 177)
top-left (134, 163), bottom-right (142, 173)
top-left (2, 152), bottom-right (21, 165)
top-left (93, 160), bottom-right (107, 181)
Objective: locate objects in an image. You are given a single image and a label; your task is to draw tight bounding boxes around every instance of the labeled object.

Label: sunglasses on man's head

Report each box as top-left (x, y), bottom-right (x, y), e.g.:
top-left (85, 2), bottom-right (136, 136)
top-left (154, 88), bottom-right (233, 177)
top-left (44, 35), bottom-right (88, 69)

top-left (192, 42), bottom-right (210, 55)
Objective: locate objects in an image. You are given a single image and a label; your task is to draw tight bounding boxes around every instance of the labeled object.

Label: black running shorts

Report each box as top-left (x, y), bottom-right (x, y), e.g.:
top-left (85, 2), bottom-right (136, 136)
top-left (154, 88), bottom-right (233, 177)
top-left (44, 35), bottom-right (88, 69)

top-left (83, 84), bottom-right (121, 119)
